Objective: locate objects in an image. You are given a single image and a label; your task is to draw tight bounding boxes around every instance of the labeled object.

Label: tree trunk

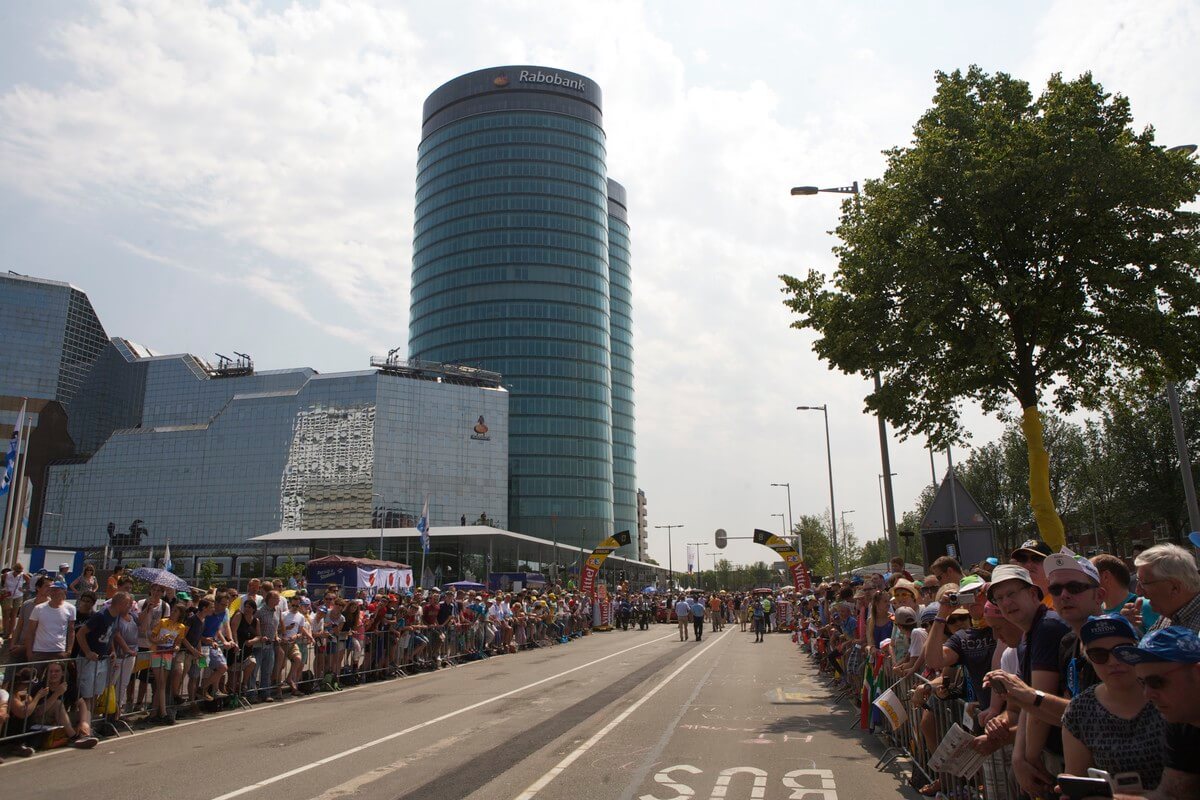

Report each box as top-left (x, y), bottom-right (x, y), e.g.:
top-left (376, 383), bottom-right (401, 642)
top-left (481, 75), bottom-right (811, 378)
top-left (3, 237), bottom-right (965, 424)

top-left (1020, 406), bottom-right (1066, 550)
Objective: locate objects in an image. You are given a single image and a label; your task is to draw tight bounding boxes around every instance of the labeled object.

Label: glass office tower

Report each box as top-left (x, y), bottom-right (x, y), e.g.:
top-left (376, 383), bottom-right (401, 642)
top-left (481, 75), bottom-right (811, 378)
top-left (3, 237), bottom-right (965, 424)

top-left (607, 179), bottom-right (638, 543)
top-left (410, 66), bottom-right (627, 550)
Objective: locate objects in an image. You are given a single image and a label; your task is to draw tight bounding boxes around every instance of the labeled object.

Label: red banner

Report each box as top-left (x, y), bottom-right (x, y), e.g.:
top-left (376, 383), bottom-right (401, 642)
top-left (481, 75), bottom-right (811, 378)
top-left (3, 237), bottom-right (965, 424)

top-left (752, 529), bottom-right (811, 592)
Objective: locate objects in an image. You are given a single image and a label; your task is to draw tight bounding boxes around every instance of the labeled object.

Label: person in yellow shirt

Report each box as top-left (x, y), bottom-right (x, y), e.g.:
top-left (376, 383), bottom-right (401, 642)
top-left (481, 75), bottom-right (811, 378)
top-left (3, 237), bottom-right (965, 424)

top-left (148, 603), bottom-right (188, 724)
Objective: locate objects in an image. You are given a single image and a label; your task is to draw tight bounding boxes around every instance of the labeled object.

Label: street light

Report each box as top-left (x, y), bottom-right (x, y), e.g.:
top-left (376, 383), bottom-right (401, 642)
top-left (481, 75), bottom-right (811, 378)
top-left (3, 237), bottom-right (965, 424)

top-left (1164, 144), bottom-right (1200, 540)
top-left (654, 524), bottom-right (683, 587)
top-left (878, 472), bottom-right (897, 549)
top-left (371, 493), bottom-right (388, 562)
top-left (791, 180), bottom-right (900, 558)
top-left (798, 404), bottom-right (840, 576)
top-left (770, 482), bottom-right (797, 557)
top-left (771, 512), bottom-right (786, 537)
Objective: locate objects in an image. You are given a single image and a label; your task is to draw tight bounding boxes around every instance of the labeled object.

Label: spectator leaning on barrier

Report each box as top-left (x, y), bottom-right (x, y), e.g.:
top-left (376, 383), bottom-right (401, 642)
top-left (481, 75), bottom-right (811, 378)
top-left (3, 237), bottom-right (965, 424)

top-left (983, 563), bottom-right (1068, 798)
top-left (1131, 543), bottom-right (1200, 634)
top-left (1042, 548), bottom-right (1105, 702)
top-left (1111, 626), bottom-right (1200, 800)
top-left (78, 591), bottom-right (131, 718)
top-left (1061, 614), bottom-right (1165, 792)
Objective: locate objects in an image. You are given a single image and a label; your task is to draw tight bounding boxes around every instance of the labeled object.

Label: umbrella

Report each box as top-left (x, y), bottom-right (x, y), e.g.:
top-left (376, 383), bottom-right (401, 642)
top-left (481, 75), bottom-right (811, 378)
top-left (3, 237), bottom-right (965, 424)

top-left (131, 567), bottom-right (189, 592)
top-left (642, 586), bottom-right (657, 594)
top-left (443, 580), bottom-right (485, 590)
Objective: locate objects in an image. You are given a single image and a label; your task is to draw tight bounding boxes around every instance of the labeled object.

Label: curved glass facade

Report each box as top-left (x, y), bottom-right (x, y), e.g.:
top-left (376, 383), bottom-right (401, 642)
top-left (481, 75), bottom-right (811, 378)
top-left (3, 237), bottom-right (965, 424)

top-left (608, 180), bottom-right (638, 544)
top-left (410, 66), bottom-right (622, 549)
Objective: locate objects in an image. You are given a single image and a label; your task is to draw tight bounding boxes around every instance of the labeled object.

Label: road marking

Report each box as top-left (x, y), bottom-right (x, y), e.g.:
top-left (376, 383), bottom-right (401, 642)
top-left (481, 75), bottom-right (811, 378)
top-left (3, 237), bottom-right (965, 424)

top-left (209, 631), bottom-right (677, 800)
top-left (514, 631), bottom-right (728, 800)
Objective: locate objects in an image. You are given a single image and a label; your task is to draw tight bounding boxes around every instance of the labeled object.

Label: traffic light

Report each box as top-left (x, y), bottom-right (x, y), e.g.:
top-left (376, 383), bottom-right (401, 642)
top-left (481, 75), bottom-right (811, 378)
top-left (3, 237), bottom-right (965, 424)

top-left (715, 528), bottom-right (727, 549)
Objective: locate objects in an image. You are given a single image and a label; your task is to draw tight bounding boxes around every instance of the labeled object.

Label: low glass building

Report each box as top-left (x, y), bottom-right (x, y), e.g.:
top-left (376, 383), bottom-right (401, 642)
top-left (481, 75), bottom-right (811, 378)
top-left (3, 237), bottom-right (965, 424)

top-left (39, 343), bottom-right (509, 551)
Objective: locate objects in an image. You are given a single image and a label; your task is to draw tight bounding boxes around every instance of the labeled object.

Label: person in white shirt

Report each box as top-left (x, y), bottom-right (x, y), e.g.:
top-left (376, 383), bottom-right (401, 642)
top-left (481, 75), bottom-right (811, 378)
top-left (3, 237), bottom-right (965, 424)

top-left (28, 580), bottom-right (76, 660)
top-left (280, 595), bottom-right (309, 694)
top-left (674, 596), bottom-right (691, 642)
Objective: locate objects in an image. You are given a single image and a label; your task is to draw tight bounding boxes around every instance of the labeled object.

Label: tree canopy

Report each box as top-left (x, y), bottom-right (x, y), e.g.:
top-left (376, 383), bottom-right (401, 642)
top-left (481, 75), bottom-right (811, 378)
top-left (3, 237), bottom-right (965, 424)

top-left (781, 67), bottom-right (1200, 447)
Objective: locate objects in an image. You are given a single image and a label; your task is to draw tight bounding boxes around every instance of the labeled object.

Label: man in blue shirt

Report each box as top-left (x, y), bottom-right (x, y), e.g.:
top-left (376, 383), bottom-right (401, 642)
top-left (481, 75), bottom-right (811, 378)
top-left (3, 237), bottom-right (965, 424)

top-left (689, 596), bottom-right (706, 642)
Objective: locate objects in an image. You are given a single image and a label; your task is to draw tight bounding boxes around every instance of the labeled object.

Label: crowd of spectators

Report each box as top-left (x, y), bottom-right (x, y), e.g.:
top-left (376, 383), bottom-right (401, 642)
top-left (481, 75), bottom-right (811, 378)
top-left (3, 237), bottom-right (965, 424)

top-left (797, 545), bottom-right (1200, 800)
top-left (0, 571), bottom-right (597, 760)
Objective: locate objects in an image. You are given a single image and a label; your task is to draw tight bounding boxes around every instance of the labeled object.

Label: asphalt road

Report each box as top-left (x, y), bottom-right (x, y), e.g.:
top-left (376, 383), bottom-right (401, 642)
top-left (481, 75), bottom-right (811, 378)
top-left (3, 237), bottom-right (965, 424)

top-left (0, 625), bottom-right (918, 800)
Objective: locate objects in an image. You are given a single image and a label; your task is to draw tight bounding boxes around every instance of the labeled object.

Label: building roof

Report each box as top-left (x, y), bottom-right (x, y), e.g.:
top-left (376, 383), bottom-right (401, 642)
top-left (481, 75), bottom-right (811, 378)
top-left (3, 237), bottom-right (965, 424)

top-left (249, 526), bottom-right (662, 570)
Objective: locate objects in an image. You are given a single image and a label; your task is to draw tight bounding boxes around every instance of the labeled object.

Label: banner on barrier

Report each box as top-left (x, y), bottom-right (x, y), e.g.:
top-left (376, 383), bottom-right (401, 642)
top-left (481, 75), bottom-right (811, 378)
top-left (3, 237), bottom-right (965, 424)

top-left (579, 530), bottom-right (631, 596)
top-left (751, 529), bottom-right (812, 591)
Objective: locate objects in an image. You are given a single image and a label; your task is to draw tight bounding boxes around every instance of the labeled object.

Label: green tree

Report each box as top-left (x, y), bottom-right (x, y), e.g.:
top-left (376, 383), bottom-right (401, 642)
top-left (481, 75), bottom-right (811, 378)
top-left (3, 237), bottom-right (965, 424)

top-left (197, 559), bottom-right (222, 591)
top-left (781, 66), bottom-right (1200, 552)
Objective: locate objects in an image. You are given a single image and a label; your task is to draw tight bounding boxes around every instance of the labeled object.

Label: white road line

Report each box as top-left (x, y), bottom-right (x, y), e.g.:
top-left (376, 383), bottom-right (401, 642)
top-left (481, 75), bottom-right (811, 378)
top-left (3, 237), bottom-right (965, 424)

top-left (513, 631), bottom-right (729, 800)
top-left (210, 632), bottom-right (676, 800)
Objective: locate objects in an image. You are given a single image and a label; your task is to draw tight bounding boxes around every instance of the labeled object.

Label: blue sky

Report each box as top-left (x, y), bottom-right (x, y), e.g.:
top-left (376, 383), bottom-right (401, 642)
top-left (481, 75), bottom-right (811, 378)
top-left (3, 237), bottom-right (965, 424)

top-left (2, 1), bottom-right (1197, 568)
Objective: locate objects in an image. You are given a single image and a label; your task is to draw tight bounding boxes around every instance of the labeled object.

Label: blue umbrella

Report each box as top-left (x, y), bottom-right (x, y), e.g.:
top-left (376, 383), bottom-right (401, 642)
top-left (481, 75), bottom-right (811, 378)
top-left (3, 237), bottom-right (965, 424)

top-left (443, 580), bottom-right (485, 590)
top-left (642, 586), bottom-right (657, 594)
top-left (131, 567), bottom-right (189, 591)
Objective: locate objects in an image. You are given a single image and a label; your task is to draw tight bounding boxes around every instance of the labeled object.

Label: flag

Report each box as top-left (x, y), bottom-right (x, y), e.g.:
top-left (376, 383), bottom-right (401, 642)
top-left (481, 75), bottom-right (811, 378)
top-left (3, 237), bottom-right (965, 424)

top-left (686, 544), bottom-right (695, 574)
top-left (417, 496), bottom-right (430, 554)
top-left (163, 539), bottom-right (173, 572)
top-left (0, 401), bottom-right (26, 497)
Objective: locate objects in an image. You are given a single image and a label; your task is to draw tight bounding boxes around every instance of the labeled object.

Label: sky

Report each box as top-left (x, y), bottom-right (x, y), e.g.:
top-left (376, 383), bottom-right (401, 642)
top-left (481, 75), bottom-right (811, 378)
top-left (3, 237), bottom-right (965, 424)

top-left (2, 1), bottom-right (1198, 571)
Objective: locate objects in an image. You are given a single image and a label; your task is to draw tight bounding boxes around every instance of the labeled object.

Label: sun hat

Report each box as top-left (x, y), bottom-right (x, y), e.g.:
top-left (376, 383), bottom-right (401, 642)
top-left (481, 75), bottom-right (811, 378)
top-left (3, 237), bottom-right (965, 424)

top-left (985, 564), bottom-right (1040, 600)
top-left (891, 579), bottom-right (918, 598)
top-left (1112, 626), bottom-right (1200, 665)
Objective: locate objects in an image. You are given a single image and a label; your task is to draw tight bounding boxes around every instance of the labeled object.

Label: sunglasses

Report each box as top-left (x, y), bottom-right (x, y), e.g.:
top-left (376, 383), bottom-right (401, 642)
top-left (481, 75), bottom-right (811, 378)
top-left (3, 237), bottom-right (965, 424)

top-left (1048, 581), bottom-right (1095, 597)
top-left (1012, 552), bottom-right (1045, 565)
top-left (1136, 666), bottom-right (1185, 691)
top-left (1085, 646), bottom-right (1121, 664)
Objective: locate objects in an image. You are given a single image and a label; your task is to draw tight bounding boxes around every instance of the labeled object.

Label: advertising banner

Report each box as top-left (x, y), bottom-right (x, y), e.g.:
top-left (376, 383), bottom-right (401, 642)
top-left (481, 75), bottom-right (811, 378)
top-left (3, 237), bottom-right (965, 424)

top-left (597, 584), bottom-right (611, 629)
top-left (579, 530), bottom-right (631, 597)
top-left (752, 529), bottom-right (812, 592)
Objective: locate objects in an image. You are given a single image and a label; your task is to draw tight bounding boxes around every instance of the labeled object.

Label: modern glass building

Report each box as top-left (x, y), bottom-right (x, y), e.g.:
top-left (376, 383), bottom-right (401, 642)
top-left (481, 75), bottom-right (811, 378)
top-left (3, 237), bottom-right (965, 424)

top-left (410, 66), bottom-right (635, 551)
top-left (39, 340), bottom-right (510, 550)
top-left (0, 272), bottom-right (110, 542)
top-left (607, 179), bottom-right (637, 541)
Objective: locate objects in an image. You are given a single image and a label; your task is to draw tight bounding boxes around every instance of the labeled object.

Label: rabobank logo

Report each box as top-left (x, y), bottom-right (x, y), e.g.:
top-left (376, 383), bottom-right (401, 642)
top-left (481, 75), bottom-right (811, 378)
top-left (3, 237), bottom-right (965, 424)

top-left (518, 69), bottom-right (586, 93)
top-left (493, 74), bottom-right (509, 87)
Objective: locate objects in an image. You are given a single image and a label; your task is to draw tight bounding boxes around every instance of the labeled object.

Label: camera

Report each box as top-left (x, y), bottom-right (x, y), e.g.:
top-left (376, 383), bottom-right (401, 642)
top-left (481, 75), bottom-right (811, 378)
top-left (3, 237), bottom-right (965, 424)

top-left (958, 590), bottom-right (976, 604)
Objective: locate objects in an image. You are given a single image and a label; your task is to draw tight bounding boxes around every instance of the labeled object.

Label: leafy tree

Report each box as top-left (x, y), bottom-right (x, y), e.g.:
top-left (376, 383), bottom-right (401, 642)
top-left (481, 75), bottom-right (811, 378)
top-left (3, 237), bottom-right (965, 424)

top-left (781, 67), bottom-right (1200, 551)
top-left (197, 559), bottom-right (222, 591)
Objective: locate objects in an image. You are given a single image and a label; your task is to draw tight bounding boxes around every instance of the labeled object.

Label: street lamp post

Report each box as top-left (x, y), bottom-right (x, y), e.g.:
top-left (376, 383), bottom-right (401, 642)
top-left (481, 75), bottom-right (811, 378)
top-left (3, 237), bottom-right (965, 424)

top-left (770, 482), bottom-right (797, 557)
top-left (798, 404), bottom-right (840, 577)
top-left (878, 472), bottom-right (897, 551)
top-left (706, 552), bottom-right (721, 591)
top-left (792, 181), bottom-right (900, 558)
top-left (371, 493), bottom-right (387, 562)
top-left (654, 524), bottom-right (683, 588)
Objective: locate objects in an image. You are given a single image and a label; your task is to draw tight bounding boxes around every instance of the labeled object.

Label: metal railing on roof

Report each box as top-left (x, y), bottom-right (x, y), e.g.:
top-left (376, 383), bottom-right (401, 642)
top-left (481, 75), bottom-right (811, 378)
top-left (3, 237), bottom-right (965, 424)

top-left (370, 349), bottom-right (502, 388)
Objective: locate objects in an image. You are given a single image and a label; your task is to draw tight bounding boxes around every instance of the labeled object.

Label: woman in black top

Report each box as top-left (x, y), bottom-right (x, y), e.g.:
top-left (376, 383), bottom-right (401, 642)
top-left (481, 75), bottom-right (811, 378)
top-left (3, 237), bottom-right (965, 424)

top-left (231, 599), bottom-right (260, 697)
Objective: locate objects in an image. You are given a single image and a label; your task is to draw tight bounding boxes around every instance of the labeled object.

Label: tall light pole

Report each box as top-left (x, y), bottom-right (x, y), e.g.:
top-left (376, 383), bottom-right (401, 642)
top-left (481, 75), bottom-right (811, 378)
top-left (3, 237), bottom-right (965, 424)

top-left (791, 181), bottom-right (900, 558)
top-left (687, 541), bottom-right (705, 588)
top-left (654, 524), bottom-right (683, 588)
top-left (797, 404), bottom-right (839, 577)
top-left (1163, 144), bottom-right (1200, 540)
top-left (771, 513), bottom-right (786, 537)
top-left (770, 482), bottom-right (797, 557)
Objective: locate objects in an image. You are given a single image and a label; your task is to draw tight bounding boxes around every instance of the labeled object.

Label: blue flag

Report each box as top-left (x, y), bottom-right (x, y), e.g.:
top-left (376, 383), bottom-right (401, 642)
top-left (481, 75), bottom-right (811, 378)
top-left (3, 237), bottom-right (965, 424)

top-left (417, 496), bottom-right (430, 554)
top-left (0, 403), bottom-right (26, 498)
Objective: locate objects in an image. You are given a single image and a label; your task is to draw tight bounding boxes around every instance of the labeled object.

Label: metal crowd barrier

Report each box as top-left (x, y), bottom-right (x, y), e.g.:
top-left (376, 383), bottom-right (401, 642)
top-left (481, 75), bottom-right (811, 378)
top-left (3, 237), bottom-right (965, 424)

top-left (1, 609), bottom-right (595, 757)
top-left (799, 625), bottom-right (1020, 800)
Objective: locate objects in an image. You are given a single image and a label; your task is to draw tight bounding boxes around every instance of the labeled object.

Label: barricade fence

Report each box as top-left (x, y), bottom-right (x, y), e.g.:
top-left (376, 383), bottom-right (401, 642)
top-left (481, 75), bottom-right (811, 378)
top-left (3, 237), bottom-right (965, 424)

top-left (1, 611), bottom-right (594, 753)
top-left (798, 623), bottom-right (1019, 800)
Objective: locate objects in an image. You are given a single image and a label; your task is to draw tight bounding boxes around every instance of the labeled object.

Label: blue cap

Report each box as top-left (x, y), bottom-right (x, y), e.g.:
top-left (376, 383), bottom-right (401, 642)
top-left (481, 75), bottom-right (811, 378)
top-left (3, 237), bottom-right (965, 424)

top-left (1080, 614), bottom-right (1139, 645)
top-left (985, 557), bottom-right (999, 566)
top-left (50, 580), bottom-right (68, 590)
top-left (849, 576), bottom-right (864, 585)
top-left (1189, 531), bottom-right (1200, 550)
top-left (316, 605), bottom-right (329, 613)
top-left (920, 605), bottom-right (939, 623)
top-left (1113, 626), bottom-right (1200, 665)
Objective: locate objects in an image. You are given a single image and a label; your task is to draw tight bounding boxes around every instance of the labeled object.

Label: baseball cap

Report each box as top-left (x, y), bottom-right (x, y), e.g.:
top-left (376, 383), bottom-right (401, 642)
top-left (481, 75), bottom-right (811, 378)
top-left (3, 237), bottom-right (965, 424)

top-left (892, 607), bottom-right (918, 626)
top-left (50, 580), bottom-right (68, 590)
top-left (1044, 547), bottom-right (1101, 585)
top-left (299, 597), bottom-right (311, 606)
top-left (1188, 531), bottom-right (1200, 550)
top-left (920, 605), bottom-right (939, 624)
top-left (177, 591), bottom-right (192, 601)
top-left (1079, 614), bottom-right (1139, 645)
top-left (1112, 626), bottom-right (1200, 665)
top-left (986, 564), bottom-right (1040, 600)
top-left (1011, 539), bottom-right (1053, 559)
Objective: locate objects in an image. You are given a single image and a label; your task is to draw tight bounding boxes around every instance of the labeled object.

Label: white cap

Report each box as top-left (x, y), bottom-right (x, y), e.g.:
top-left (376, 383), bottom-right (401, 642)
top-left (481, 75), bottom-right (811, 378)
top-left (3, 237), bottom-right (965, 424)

top-left (1044, 547), bottom-right (1101, 585)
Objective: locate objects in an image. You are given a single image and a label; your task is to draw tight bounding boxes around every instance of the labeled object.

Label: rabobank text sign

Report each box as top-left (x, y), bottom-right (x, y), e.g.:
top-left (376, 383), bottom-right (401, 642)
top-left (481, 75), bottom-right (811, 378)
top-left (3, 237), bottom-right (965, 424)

top-left (518, 69), bottom-right (587, 93)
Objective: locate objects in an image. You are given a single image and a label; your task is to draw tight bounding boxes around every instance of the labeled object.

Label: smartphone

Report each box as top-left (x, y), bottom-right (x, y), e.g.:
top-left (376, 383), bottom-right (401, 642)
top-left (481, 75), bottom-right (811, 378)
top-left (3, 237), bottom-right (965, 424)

top-left (1057, 775), bottom-right (1113, 800)
top-left (1089, 769), bottom-right (1142, 795)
